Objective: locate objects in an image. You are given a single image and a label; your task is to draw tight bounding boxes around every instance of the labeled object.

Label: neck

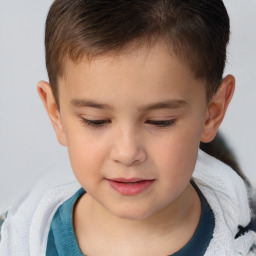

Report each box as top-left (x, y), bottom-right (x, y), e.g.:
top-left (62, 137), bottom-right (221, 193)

top-left (74, 183), bottom-right (201, 255)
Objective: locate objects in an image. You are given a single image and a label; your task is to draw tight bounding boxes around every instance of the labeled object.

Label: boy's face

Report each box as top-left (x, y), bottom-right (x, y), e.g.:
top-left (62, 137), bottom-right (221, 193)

top-left (42, 42), bottom-right (222, 220)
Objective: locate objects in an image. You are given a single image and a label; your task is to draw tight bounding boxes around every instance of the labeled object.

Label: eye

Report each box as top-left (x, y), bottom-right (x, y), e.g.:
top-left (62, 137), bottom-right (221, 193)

top-left (146, 119), bottom-right (176, 128)
top-left (81, 118), bottom-right (111, 128)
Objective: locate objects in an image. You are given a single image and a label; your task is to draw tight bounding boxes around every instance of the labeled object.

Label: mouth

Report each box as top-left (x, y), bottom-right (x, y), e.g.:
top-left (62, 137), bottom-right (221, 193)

top-left (106, 178), bottom-right (155, 196)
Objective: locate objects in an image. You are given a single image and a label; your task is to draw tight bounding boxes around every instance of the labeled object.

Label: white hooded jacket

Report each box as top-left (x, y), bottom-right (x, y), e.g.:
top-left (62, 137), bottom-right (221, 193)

top-left (0, 149), bottom-right (256, 255)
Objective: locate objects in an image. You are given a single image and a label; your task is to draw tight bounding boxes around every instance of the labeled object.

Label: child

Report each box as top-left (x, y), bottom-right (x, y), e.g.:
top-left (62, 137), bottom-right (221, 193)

top-left (1, 0), bottom-right (256, 255)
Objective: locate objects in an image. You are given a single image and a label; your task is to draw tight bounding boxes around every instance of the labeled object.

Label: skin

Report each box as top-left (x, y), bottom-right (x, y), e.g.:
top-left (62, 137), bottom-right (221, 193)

top-left (38, 41), bottom-right (235, 255)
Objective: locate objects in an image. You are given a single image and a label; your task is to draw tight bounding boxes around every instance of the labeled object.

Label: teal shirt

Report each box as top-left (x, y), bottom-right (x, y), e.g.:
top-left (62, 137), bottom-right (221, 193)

top-left (46, 183), bottom-right (215, 256)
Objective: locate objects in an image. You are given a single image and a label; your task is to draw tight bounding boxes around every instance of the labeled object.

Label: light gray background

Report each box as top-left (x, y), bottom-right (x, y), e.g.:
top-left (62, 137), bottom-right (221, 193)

top-left (0, 0), bottom-right (255, 213)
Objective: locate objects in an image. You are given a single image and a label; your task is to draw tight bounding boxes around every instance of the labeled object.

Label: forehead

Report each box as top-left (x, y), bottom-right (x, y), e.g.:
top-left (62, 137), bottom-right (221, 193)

top-left (58, 41), bottom-right (206, 105)
top-left (62, 41), bottom-right (196, 80)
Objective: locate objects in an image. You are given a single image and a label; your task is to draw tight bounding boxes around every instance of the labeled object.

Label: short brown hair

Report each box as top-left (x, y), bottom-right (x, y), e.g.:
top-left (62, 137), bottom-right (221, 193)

top-left (45, 0), bottom-right (230, 106)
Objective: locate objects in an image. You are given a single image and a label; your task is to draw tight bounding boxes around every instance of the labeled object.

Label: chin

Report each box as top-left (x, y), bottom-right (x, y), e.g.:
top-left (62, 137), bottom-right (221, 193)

top-left (110, 203), bottom-right (156, 221)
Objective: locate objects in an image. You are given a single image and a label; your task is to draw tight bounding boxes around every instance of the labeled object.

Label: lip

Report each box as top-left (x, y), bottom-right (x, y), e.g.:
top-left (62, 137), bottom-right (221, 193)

top-left (107, 178), bottom-right (155, 196)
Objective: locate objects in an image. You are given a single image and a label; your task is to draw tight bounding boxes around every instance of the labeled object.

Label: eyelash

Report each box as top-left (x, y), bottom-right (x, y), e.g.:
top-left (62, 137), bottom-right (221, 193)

top-left (80, 118), bottom-right (177, 128)
top-left (80, 119), bottom-right (110, 127)
top-left (145, 119), bottom-right (176, 128)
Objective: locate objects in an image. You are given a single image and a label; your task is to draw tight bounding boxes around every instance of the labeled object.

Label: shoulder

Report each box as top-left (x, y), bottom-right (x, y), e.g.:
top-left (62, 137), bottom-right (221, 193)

top-left (0, 167), bottom-right (81, 256)
top-left (193, 150), bottom-right (256, 255)
top-left (194, 149), bottom-right (249, 210)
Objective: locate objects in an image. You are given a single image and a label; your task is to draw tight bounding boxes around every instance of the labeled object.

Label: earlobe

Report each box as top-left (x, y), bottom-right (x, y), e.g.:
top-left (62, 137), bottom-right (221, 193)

top-left (37, 81), bottom-right (67, 146)
top-left (201, 75), bottom-right (235, 143)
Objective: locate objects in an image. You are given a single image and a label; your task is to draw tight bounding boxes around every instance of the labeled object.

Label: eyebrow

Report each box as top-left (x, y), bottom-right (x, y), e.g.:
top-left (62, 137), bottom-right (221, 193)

top-left (70, 99), bottom-right (113, 110)
top-left (70, 99), bottom-right (187, 111)
top-left (138, 99), bottom-right (187, 111)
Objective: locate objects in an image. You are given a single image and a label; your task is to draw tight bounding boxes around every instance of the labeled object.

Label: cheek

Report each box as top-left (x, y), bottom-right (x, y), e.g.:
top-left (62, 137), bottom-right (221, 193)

top-left (154, 144), bottom-right (198, 201)
top-left (152, 126), bottom-right (201, 183)
top-left (66, 132), bottom-right (108, 184)
top-left (157, 143), bottom-right (197, 177)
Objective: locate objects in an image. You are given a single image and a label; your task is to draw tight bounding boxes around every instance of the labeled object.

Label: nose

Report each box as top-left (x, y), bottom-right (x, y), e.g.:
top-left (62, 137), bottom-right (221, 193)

top-left (109, 128), bottom-right (147, 166)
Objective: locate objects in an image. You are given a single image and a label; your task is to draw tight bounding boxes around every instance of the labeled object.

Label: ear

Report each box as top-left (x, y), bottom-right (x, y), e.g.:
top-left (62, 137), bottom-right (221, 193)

top-left (201, 75), bottom-right (235, 143)
top-left (37, 81), bottom-right (67, 146)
